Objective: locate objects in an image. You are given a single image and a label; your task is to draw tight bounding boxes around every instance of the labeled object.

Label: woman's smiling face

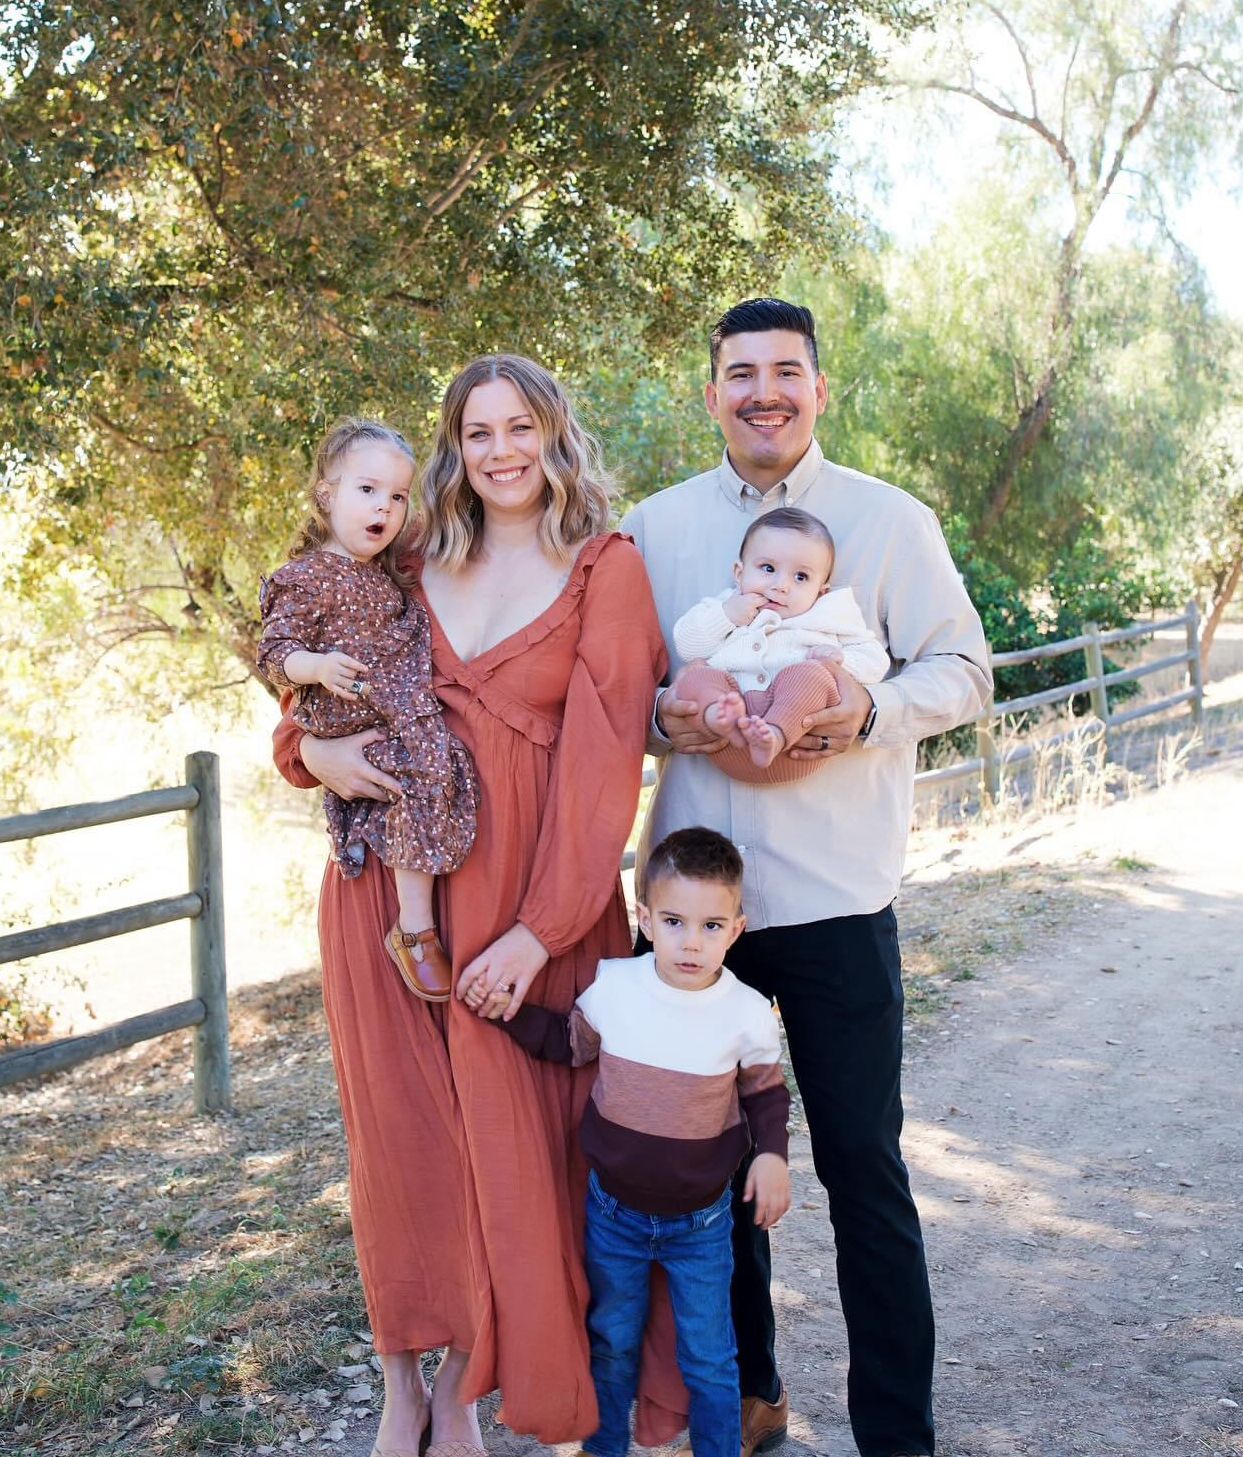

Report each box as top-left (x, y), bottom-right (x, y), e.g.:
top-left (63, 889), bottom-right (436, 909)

top-left (459, 377), bottom-right (548, 520)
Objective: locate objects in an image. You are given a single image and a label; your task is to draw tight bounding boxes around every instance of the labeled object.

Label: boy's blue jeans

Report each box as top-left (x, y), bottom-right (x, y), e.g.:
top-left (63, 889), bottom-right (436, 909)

top-left (582, 1168), bottom-right (740, 1457)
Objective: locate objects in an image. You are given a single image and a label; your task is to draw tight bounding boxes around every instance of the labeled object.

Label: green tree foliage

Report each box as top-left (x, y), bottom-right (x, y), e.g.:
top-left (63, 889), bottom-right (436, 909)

top-left (1, 0), bottom-right (908, 688)
top-left (890, 0), bottom-right (1243, 542)
top-left (778, 198), bottom-right (1235, 590)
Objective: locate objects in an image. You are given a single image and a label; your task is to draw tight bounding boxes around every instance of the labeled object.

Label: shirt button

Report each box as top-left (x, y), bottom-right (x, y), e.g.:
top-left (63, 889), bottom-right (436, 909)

top-left (737, 844), bottom-right (747, 853)
top-left (752, 641), bottom-right (761, 651)
top-left (757, 673), bottom-right (766, 684)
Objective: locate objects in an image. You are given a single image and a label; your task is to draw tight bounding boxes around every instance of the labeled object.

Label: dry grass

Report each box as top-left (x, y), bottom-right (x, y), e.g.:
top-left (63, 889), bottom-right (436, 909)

top-left (0, 972), bottom-right (383, 1456)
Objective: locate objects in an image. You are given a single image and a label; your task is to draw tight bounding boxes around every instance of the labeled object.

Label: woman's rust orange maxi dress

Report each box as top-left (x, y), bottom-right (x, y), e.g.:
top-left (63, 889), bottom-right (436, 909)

top-left (274, 532), bottom-right (684, 1444)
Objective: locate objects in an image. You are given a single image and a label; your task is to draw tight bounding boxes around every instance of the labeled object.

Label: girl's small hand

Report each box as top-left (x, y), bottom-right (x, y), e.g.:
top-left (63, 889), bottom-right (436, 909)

top-left (456, 923), bottom-right (550, 1020)
top-left (317, 652), bottom-right (370, 701)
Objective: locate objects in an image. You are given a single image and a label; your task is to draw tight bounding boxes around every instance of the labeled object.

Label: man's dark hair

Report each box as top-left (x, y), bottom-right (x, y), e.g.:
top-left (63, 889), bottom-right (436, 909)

top-left (641, 827), bottom-right (743, 901)
top-left (709, 297), bottom-right (818, 379)
top-left (739, 506), bottom-right (835, 572)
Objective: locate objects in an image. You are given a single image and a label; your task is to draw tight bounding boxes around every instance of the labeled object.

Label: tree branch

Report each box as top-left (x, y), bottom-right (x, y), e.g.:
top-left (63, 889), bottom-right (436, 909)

top-left (1172, 60), bottom-right (1241, 95)
top-left (909, 79), bottom-right (1079, 186)
top-left (499, 0), bottom-right (543, 66)
top-left (416, 58), bottom-right (578, 238)
top-left (89, 411), bottom-right (225, 455)
top-left (1095, 1), bottom-right (1188, 209)
top-left (984, 3), bottom-right (1039, 118)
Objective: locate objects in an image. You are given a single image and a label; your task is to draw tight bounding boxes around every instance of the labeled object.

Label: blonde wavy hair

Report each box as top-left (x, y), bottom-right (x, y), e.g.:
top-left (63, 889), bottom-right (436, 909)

top-left (416, 354), bottom-right (615, 570)
top-left (289, 417), bottom-right (416, 591)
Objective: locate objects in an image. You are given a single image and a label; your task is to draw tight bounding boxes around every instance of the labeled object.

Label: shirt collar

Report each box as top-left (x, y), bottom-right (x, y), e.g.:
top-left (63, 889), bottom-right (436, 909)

top-left (717, 438), bottom-right (825, 511)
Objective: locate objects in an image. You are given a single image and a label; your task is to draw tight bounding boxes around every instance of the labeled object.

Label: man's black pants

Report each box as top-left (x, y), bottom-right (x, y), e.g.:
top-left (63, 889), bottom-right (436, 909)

top-left (645, 906), bottom-right (935, 1457)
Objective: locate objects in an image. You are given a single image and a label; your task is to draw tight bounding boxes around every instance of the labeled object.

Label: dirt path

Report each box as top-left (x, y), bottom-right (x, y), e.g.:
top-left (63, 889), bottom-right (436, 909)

top-left (327, 762), bottom-right (1242, 1457)
top-left (5, 751), bottom-right (1240, 1457)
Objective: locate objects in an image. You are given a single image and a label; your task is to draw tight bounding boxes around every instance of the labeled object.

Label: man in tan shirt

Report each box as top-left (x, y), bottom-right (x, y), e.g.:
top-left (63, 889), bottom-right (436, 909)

top-left (622, 298), bottom-right (991, 1457)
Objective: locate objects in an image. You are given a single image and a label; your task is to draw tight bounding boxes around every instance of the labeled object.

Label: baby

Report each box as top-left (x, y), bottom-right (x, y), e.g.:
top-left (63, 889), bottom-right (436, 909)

top-left (672, 506), bottom-right (889, 778)
top-left (258, 417), bottom-right (478, 1002)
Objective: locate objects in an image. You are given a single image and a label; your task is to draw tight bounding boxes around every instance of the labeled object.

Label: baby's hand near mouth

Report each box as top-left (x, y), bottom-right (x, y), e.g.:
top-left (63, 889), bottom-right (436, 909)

top-left (724, 591), bottom-right (766, 625)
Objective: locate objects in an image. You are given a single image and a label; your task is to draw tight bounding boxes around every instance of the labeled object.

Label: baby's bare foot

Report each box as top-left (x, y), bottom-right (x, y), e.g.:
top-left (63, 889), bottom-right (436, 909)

top-left (704, 692), bottom-right (748, 749)
top-left (740, 715), bottom-right (785, 769)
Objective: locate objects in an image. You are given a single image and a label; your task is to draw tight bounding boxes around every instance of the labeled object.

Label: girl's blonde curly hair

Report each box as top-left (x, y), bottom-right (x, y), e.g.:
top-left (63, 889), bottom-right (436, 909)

top-left (289, 418), bottom-right (416, 591)
top-left (416, 355), bottom-right (614, 570)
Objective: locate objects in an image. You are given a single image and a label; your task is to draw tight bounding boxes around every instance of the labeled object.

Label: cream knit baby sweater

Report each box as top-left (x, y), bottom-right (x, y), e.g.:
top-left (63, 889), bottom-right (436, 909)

top-left (673, 585), bottom-right (890, 692)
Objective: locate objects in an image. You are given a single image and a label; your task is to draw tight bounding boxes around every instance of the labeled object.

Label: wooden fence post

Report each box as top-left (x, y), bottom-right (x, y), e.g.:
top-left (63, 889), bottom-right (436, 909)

top-left (186, 752), bottom-right (230, 1113)
top-left (976, 671), bottom-right (1000, 805)
top-left (1084, 622), bottom-right (1109, 739)
top-left (1185, 598), bottom-right (1205, 730)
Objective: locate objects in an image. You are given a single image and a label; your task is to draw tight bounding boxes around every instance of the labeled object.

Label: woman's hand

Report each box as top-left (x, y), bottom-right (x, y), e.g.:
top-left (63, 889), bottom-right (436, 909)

top-left (457, 923), bottom-right (550, 1021)
top-left (300, 729), bottom-right (402, 801)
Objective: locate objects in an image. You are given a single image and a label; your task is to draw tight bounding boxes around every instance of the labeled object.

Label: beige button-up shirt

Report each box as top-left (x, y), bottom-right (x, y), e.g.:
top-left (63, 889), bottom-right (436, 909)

top-left (620, 441), bottom-right (991, 929)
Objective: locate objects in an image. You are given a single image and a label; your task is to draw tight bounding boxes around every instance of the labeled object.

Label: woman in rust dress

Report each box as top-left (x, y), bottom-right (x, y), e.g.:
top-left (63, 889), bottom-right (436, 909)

top-left (274, 355), bottom-right (672, 1457)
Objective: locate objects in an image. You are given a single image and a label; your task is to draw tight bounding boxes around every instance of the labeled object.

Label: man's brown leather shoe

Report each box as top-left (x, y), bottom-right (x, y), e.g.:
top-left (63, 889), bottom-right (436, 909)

top-left (673, 1380), bottom-right (789, 1457)
top-left (741, 1381), bottom-right (788, 1457)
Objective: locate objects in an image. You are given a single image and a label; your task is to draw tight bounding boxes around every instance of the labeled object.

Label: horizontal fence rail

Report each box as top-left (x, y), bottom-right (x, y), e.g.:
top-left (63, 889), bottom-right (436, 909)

top-left (0, 752), bottom-right (229, 1111)
top-left (0, 785), bottom-right (200, 845)
top-left (914, 600), bottom-right (1204, 802)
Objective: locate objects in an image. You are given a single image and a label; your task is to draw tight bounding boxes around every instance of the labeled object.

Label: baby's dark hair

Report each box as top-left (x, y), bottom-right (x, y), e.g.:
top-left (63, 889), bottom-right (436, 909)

top-left (641, 827), bottom-right (743, 902)
top-left (739, 506), bottom-right (835, 575)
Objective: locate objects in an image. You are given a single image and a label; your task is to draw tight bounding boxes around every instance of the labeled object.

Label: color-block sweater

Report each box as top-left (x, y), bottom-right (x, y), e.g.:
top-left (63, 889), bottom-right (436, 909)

top-left (500, 952), bottom-right (790, 1215)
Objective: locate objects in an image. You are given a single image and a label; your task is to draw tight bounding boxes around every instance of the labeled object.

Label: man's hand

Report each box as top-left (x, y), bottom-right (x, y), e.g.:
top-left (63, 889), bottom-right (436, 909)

top-left (788, 662), bottom-right (873, 760)
top-left (743, 1152), bottom-right (791, 1230)
top-left (299, 729), bottom-right (402, 800)
top-left (723, 590), bottom-right (767, 626)
top-left (656, 688), bottom-right (727, 756)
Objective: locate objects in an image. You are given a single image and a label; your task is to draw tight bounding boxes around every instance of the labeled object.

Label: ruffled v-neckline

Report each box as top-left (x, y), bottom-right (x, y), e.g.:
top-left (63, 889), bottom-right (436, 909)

top-left (412, 531), bottom-right (617, 673)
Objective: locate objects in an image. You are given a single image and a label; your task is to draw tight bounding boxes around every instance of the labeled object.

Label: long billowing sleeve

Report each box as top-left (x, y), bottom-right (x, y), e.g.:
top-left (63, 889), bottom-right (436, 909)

top-left (271, 697), bottom-right (318, 790)
top-left (864, 506), bottom-right (992, 749)
top-left (672, 593), bottom-right (736, 662)
top-left (517, 537), bottom-right (667, 958)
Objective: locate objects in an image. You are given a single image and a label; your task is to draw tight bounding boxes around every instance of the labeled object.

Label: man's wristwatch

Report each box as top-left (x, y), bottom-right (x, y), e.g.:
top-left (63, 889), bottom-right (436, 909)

top-left (857, 690), bottom-right (878, 741)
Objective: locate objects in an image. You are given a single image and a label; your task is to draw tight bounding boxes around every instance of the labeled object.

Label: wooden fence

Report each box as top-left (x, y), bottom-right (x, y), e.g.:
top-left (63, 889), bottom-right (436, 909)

top-left (0, 751), bottom-right (230, 1111)
top-left (914, 600), bottom-right (1205, 802)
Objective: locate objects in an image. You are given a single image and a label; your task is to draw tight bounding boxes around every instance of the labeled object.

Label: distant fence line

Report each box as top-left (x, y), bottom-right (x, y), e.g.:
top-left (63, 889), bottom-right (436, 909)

top-left (0, 752), bottom-right (229, 1110)
top-left (916, 600), bottom-right (1204, 802)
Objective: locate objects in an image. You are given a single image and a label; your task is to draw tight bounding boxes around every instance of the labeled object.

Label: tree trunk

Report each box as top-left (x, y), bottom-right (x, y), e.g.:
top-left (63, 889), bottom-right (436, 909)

top-left (975, 371), bottom-right (1057, 539)
top-left (1200, 551), bottom-right (1243, 670)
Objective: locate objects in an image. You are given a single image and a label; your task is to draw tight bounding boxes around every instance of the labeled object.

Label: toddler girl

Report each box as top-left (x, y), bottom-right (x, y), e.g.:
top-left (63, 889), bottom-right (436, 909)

top-left (258, 418), bottom-right (478, 1000)
top-left (672, 506), bottom-right (889, 782)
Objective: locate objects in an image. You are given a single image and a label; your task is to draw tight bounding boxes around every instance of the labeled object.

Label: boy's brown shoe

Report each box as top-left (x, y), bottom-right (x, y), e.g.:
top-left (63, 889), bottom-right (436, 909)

top-left (741, 1381), bottom-right (788, 1457)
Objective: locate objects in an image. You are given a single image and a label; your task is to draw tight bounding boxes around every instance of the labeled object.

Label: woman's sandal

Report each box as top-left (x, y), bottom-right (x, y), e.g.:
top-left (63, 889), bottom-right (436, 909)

top-left (386, 924), bottom-right (453, 1003)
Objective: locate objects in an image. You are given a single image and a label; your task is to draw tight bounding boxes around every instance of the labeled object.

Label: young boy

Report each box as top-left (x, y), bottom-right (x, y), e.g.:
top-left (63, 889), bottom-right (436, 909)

top-left (494, 827), bottom-right (792, 1457)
